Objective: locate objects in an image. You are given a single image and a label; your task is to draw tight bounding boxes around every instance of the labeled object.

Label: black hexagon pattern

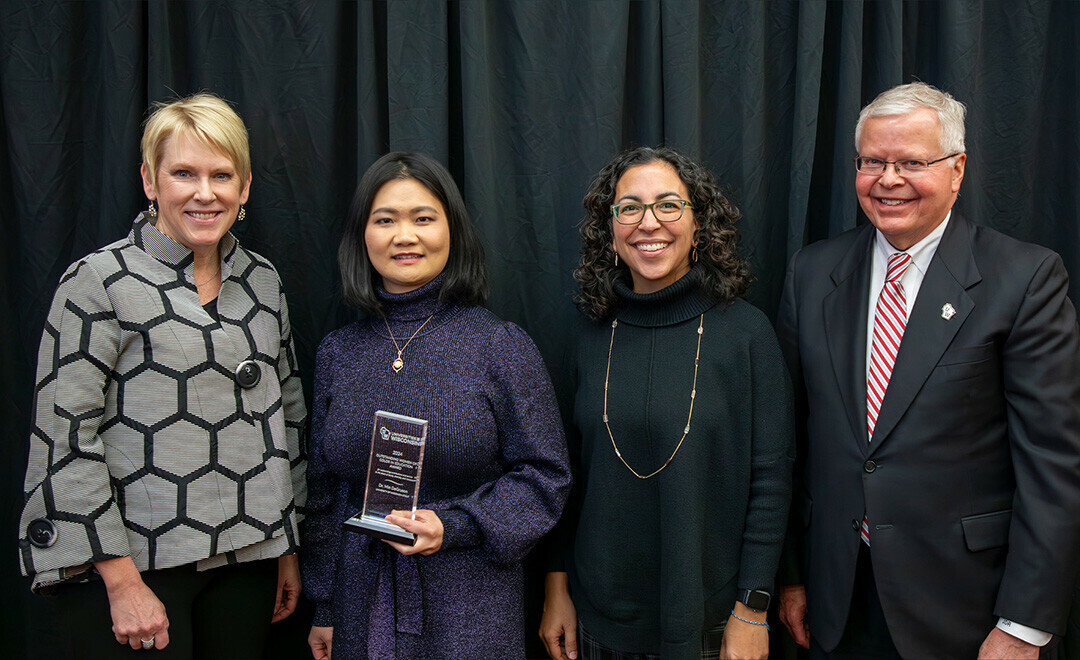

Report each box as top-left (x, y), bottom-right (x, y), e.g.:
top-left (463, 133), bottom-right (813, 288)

top-left (19, 215), bottom-right (306, 590)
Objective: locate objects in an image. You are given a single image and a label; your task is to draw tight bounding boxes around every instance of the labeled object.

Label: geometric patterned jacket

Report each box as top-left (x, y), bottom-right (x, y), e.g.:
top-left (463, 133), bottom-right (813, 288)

top-left (19, 214), bottom-right (307, 591)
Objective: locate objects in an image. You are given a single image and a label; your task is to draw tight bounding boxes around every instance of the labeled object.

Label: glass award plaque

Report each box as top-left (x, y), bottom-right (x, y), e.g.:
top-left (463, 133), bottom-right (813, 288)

top-left (343, 410), bottom-right (428, 545)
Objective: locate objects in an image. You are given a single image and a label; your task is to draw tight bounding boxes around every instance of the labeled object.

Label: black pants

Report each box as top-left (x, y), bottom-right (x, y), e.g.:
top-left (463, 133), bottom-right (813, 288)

top-left (810, 544), bottom-right (902, 660)
top-left (28, 559), bottom-right (277, 660)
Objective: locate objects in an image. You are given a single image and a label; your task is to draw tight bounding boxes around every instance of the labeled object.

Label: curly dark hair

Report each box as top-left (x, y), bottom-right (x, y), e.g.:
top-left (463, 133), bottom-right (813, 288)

top-left (574, 146), bottom-right (750, 320)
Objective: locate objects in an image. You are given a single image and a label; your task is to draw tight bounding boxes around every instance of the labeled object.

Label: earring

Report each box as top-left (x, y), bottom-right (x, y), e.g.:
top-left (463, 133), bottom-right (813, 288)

top-left (692, 245), bottom-right (699, 262)
top-left (237, 206), bottom-right (246, 222)
top-left (147, 200), bottom-right (157, 217)
top-left (614, 251), bottom-right (619, 266)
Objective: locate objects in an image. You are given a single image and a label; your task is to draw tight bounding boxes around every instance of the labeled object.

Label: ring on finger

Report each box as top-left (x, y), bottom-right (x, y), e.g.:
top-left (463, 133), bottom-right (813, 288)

top-left (141, 637), bottom-right (155, 649)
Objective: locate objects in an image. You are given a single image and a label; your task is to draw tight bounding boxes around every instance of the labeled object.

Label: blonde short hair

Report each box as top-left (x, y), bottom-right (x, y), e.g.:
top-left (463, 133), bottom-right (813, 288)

top-left (855, 82), bottom-right (967, 156)
top-left (141, 93), bottom-right (251, 188)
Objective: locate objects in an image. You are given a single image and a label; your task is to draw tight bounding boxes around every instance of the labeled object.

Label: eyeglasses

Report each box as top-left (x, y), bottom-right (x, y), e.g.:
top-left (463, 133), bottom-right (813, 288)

top-left (610, 199), bottom-right (694, 225)
top-left (854, 154), bottom-right (960, 176)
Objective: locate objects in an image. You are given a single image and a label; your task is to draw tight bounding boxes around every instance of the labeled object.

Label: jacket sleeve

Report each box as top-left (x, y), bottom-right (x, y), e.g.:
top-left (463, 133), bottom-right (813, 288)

top-left (276, 279), bottom-right (308, 528)
top-left (995, 252), bottom-right (1080, 633)
top-left (433, 323), bottom-right (573, 566)
top-left (737, 307), bottom-right (796, 592)
top-left (19, 258), bottom-right (132, 588)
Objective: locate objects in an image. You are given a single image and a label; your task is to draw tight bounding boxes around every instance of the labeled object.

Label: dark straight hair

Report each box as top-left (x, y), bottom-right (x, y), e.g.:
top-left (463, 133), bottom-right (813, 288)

top-left (338, 152), bottom-right (489, 314)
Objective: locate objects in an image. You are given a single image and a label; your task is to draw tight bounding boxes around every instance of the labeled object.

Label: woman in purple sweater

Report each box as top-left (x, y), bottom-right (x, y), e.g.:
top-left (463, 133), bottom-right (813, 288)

top-left (302, 152), bottom-right (571, 660)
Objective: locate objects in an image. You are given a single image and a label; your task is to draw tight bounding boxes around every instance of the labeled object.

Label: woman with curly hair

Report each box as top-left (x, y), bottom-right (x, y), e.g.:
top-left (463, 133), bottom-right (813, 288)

top-left (540, 146), bottom-right (794, 660)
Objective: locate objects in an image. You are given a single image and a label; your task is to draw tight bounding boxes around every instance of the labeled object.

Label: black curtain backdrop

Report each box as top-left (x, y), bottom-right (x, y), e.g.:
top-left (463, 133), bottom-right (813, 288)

top-left (2, 1), bottom-right (1079, 657)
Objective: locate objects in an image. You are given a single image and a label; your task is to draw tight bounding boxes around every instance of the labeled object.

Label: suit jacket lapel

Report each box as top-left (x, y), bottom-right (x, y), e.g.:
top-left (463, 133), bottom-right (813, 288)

top-left (869, 214), bottom-right (981, 449)
top-left (823, 225), bottom-right (875, 453)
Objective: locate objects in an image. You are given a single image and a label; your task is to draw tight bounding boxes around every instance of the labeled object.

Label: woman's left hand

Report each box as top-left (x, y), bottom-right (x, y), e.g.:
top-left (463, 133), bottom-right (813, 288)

top-left (720, 603), bottom-right (769, 660)
top-left (383, 509), bottom-right (444, 556)
top-left (271, 554), bottom-right (301, 623)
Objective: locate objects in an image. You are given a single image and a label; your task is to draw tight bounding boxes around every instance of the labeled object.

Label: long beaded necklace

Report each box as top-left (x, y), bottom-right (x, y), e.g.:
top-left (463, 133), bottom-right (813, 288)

top-left (602, 313), bottom-right (704, 479)
top-left (383, 313), bottom-right (436, 373)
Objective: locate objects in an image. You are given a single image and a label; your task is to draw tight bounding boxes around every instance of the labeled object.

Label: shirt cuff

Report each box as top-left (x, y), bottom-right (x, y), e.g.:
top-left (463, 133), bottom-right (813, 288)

top-left (996, 618), bottom-right (1052, 646)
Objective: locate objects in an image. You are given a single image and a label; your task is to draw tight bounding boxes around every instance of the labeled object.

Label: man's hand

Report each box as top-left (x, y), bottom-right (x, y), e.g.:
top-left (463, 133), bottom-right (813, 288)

top-left (779, 584), bottom-right (810, 648)
top-left (978, 627), bottom-right (1039, 659)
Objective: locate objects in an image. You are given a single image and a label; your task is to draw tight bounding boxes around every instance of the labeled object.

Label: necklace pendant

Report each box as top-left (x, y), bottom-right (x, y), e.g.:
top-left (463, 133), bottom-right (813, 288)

top-left (383, 313), bottom-right (437, 376)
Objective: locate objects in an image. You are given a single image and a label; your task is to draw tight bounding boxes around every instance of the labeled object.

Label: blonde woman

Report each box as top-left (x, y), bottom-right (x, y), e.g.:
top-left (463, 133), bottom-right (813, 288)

top-left (19, 93), bottom-right (306, 657)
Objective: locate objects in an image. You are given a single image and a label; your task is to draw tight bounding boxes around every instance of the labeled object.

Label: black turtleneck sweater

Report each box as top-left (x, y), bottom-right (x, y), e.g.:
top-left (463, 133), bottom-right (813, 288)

top-left (561, 270), bottom-right (794, 659)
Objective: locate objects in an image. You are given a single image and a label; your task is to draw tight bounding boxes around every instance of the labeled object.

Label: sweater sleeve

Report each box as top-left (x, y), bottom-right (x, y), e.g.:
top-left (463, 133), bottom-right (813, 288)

top-left (275, 278), bottom-right (308, 531)
top-left (535, 319), bottom-right (585, 574)
top-left (300, 335), bottom-right (345, 627)
top-left (433, 323), bottom-right (573, 566)
top-left (537, 420), bottom-right (582, 574)
top-left (737, 311), bottom-right (796, 592)
top-left (19, 258), bottom-right (132, 587)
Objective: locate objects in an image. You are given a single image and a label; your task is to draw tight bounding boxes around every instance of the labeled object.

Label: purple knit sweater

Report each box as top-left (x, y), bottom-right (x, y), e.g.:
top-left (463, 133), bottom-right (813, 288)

top-left (301, 276), bottom-right (571, 659)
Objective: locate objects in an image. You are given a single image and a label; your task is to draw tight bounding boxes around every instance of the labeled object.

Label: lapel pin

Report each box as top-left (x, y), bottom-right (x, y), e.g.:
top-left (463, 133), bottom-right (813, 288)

top-left (941, 303), bottom-right (956, 320)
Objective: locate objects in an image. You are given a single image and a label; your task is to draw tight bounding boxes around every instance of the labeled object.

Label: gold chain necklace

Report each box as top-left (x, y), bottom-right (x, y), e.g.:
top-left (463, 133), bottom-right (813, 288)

top-left (383, 314), bottom-right (436, 373)
top-left (194, 268), bottom-right (220, 287)
top-left (602, 314), bottom-right (704, 479)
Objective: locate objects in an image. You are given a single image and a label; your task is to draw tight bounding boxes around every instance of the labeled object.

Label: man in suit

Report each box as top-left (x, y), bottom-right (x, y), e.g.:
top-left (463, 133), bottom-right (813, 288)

top-left (776, 81), bottom-right (1080, 659)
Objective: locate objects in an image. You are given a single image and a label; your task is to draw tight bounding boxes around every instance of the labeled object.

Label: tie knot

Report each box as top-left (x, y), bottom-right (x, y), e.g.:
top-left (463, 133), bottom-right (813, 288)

top-left (886, 252), bottom-right (911, 282)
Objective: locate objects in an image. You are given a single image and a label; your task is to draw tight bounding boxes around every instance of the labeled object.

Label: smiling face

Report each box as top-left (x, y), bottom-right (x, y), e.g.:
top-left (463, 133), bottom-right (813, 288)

top-left (364, 177), bottom-right (451, 294)
top-left (141, 133), bottom-right (251, 257)
top-left (612, 160), bottom-right (698, 294)
top-left (856, 108), bottom-right (966, 250)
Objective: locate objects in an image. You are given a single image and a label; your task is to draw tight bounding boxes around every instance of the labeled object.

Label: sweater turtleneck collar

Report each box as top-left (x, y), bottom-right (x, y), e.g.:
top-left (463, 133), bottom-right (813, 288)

top-left (613, 266), bottom-right (717, 327)
top-left (375, 273), bottom-right (451, 322)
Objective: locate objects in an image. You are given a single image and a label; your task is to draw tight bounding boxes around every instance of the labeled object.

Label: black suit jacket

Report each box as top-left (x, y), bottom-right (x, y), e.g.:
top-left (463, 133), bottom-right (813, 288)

top-left (777, 214), bottom-right (1080, 659)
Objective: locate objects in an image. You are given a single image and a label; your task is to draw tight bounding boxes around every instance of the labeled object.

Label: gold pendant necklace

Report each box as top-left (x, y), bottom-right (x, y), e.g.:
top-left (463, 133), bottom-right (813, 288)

top-left (383, 313), bottom-right (436, 373)
top-left (602, 314), bottom-right (704, 479)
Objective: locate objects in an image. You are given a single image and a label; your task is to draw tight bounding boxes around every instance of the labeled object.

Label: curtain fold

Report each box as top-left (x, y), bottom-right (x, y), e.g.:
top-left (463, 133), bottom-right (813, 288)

top-left (3, 1), bottom-right (1078, 656)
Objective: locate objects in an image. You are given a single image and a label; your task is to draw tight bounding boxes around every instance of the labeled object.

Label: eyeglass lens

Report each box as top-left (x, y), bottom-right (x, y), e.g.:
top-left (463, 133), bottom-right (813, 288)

top-left (615, 201), bottom-right (687, 222)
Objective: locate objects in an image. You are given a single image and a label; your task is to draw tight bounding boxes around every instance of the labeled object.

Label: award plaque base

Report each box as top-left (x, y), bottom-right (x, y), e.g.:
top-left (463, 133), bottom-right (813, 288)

top-left (343, 513), bottom-right (417, 546)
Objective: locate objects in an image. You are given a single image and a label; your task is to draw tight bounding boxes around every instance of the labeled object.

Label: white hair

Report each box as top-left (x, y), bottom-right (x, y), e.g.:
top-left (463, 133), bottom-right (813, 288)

top-left (855, 82), bottom-right (966, 155)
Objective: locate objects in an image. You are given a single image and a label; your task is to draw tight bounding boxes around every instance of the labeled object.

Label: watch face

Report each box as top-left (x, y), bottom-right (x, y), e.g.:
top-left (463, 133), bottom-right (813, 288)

top-left (743, 590), bottom-right (771, 611)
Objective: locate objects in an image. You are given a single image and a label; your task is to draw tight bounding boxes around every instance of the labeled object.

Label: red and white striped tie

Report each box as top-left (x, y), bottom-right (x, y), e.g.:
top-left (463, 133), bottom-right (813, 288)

top-left (862, 251), bottom-right (912, 545)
